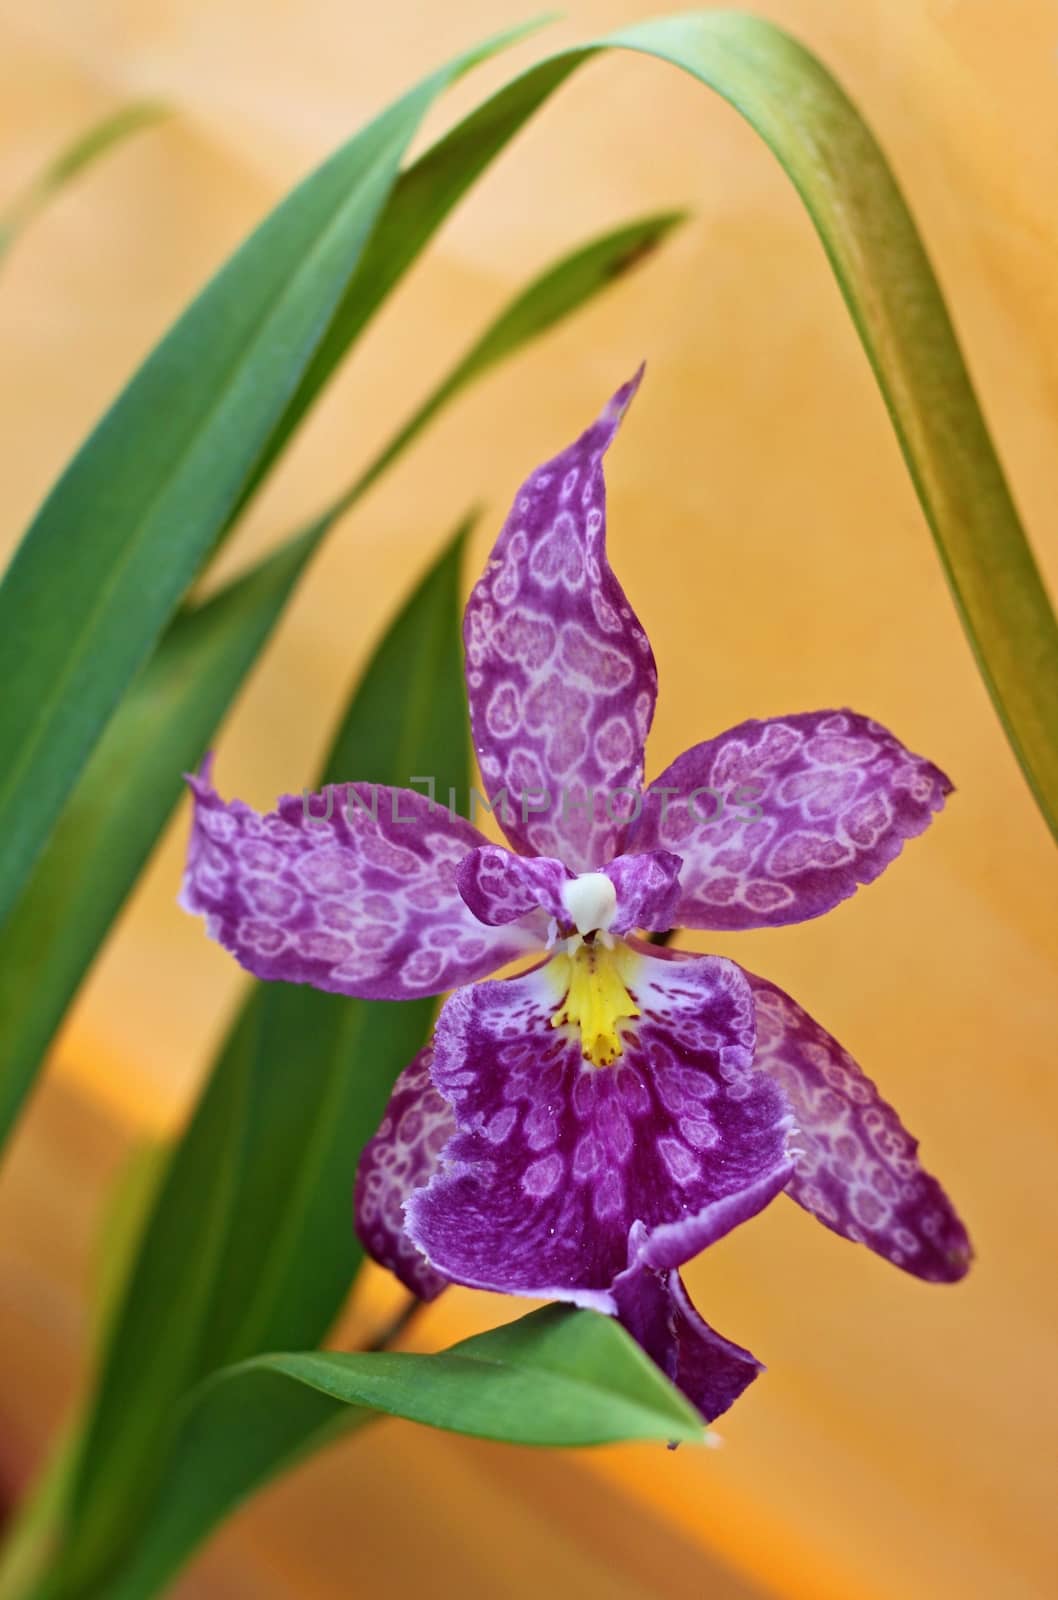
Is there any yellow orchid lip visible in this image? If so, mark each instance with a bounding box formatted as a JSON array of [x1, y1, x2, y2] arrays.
[[548, 937, 641, 1067]]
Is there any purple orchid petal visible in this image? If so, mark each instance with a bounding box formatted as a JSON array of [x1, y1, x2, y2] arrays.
[[354, 1047, 452, 1301], [463, 370, 658, 870], [456, 841, 682, 937], [613, 1251, 762, 1424], [405, 946, 795, 1308], [456, 844, 571, 927], [356, 1054, 760, 1425], [605, 849, 683, 934], [626, 710, 952, 931], [748, 971, 972, 1281], [181, 764, 545, 1001]]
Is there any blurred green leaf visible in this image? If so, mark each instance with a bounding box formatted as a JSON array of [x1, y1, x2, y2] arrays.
[[0, 1425, 81, 1600], [0, 1139, 170, 1600], [90, 1140, 171, 1353], [93, 1308, 704, 1600], [0, 102, 167, 264], [0, 25, 528, 933], [40, 520, 473, 1596], [0, 208, 683, 1157]]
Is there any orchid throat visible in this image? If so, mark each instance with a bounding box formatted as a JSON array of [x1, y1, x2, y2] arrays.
[[548, 873, 641, 1068]]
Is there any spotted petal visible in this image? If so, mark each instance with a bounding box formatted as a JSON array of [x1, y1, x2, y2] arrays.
[[456, 842, 682, 936], [748, 971, 972, 1281], [605, 850, 683, 934], [456, 844, 571, 926], [463, 371, 658, 870], [181, 763, 544, 1001], [357, 1058, 761, 1424], [354, 1047, 451, 1300], [405, 946, 795, 1307], [613, 1253, 762, 1424], [626, 710, 952, 930]]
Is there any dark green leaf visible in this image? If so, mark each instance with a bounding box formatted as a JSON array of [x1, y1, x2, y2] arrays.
[[42, 521, 473, 1596], [97, 1309, 704, 1600], [0, 532, 316, 1145], [90, 1140, 171, 1353], [196, 523, 472, 1367], [0, 26, 524, 931]]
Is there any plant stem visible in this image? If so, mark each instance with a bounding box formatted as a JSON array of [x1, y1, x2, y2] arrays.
[[364, 1295, 426, 1353]]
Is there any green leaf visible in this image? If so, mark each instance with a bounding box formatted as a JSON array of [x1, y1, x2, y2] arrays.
[[343, 207, 686, 508], [0, 26, 526, 933], [94, 1308, 704, 1600], [0, 102, 168, 264], [600, 11, 1058, 837], [196, 520, 473, 1368], [0, 1424, 81, 1600], [42, 521, 474, 1596], [0, 209, 683, 1157], [242, 7, 1058, 835], [0, 532, 317, 1146], [42, 1011, 256, 1593], [90, 1140, 171, 1353]]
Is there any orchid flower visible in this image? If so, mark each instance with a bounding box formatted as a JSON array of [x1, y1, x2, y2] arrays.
[[182, 371, 970, 1425]]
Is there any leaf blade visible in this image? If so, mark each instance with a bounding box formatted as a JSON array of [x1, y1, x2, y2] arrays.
[[606, 9, 1058, 837], [0, 102, 168, 263], [0, 29, 523, 930], [197, 522, 474, 1367], [99, 1309, 702, 1600], [41, 522, 475, 1596]]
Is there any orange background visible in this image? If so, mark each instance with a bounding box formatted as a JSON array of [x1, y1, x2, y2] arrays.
[[1, 3, 1056, 1597]]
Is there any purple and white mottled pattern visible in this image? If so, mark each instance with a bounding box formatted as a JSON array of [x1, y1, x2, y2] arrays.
[[463, 370, 657, 871], [357, 1056, 762, 1426], [354, 1048, 452, 1301], [456, 844, 571, 927], [613, 1253, 762, 1424], [626, 710, 952, 932], [605, 850, 684, 934], [748, 972, 972, 1281], [456, 842, 683, 936], [181, 764, 544, 1001], [405, 948, 795, 1307]]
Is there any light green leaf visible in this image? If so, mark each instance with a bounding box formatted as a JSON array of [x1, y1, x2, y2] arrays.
[[95, 1308, 704, 1600], [0, 102, 167, 264], [0, 24, 528, 932], [0, 208, 681, 1156]]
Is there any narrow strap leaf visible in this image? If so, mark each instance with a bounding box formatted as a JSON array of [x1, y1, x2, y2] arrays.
[[0, 24, 528, 931], [39, 519, 474, 1597], [0, 102, 167, 263]]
